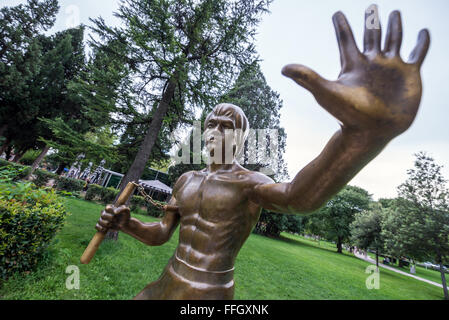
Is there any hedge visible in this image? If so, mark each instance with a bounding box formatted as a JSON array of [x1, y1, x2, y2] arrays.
[[55, 176, 84, 193], [85, 184, 165, 217], [0, 159, 84, 195], [0, 169, 68, 279], [0, 159, 31, 181], [33, 169, 59, 187]]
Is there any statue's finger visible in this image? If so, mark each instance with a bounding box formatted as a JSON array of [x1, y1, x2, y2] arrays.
[[95, 223, 106, 232], [114, 205, 130, 216], [101, 210, 115, 221], [408, 29, 430, 67], [98, 219, 110, 229], [105, 204, 115, 214], [332, 11, 361, 71], [282, 64, 332, 96], [383, 11, 402, 57], [363, 4, 382, 54]]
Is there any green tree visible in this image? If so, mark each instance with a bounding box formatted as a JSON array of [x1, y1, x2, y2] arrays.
[[165, 61, 295, 237], [219, 61, 289, 182], [219, 62, 293, 236], [311, 185, 372, 253], [90, 0, 272, 206], [20, 26, 87, 176], [382, 152, 449, 300], [350, 202, 385, 268], [0, 0, 59, 139]]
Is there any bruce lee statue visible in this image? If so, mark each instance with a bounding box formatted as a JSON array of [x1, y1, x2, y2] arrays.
[[95, 6, 430, 299]]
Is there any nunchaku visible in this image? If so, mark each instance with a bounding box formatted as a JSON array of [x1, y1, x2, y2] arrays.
[[80, 182, 137, 264], [80, 181, 179, 264]]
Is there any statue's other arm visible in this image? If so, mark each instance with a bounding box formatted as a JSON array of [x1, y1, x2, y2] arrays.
[[121, 196, 180, 246], [248, 7, 430, 214], [97, 173, 188, 246]]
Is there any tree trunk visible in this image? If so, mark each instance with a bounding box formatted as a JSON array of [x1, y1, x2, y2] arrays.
[[439, 262, 449, 300], [0, 123, 7, 137], [336, 237, 343, 253], [106, 79, 177, 241], [376, 249, 379, 269], [12, 149, 27, 163], [5, 145, 12, 161], [26, 145, 50, 180], [0, 138, 10, 156], [56, 162, 67, 175]]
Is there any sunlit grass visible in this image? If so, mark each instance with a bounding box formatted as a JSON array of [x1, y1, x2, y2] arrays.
[[0, 198, 445, 300]]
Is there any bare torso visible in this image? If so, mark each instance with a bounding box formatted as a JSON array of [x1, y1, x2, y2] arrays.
[[173, 165, 272, 272]]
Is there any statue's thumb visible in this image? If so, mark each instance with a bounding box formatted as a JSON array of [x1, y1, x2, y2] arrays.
[[282, 64, 331, 95]]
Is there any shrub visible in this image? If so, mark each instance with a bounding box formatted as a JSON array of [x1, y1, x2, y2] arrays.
[[147, 205, 165, 218], [100, 187, 120, 205], [130, 195, 147, 212], [0, 177, 68, 279], [33, 169, 59, 187], [0, 163, 30, 182], [84, 184, 166, 216], [18, 150, 41, 166], [55, 176, 84, 193], [85, 184, 103, 201], [0, 158, 10, 167]]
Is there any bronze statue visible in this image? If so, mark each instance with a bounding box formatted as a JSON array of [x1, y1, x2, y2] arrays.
[[94, 6, 430, 299]]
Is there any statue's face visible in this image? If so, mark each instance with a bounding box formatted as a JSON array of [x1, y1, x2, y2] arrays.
[[204, 114, 237, 164]]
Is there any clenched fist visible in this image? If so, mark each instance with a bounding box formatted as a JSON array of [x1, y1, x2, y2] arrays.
[[95, 204, 131, 233]]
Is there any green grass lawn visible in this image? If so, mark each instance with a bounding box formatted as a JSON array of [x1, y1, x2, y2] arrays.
[[0, 197, 446, 300], [365, 252, 447, 285]]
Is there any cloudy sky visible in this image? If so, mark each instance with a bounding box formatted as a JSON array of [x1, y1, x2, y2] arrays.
[[5, 0, 449, 199]]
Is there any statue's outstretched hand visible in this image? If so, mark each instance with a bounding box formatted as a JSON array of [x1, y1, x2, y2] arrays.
[[282, 6, 430, 141]]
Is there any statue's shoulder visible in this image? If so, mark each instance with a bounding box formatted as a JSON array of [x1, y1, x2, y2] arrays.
[[235, 167, 275, 186], [172, 170, 197, 194]]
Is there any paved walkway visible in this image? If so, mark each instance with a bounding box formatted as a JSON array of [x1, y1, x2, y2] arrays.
[[354, 252, 443, 288]]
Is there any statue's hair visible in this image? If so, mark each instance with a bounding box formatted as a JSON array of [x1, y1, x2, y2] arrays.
[[204, 103, 250, 158]]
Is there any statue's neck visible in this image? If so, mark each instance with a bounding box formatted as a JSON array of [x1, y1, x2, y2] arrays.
[[207, 161, 236, 174]]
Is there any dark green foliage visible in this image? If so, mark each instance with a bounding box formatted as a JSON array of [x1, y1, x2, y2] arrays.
[[100, 187, 120, 205], [253, 210, 305, 238], [382, 153, 449, 263], [129, 195, 146, 212], [84, 184, 104, 202], [350, 203, 385, 251], [55, 177, 84, 193], [0, 159, 31, 181], [18, 150, 41, 166], [220, 61, 289, 182], [90, 0, 272, 197], [381, 152, 449, 299], [0, 167, 67, 279], [307, 185, 372, 253], [32, 169, 58, 187], [0, 160, 83, 195], [350, 202, 385, 266], [84, 184, 165, 217], [253, 210, 286, 237]]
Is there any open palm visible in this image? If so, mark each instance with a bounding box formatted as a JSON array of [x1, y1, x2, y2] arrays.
[[283, 6, 430, 140]]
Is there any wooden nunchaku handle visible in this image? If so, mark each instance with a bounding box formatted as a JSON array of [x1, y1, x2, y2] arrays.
[[80, 182, 137, 264]]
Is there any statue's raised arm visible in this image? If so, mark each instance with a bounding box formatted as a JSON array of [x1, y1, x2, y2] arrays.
[[249, 6, 430, 214]]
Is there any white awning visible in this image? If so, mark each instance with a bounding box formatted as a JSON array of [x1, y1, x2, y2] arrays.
[[139, 179, 172, 194]]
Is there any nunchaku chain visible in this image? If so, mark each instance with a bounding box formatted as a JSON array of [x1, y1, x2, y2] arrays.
[[131, 181, 167, 211]]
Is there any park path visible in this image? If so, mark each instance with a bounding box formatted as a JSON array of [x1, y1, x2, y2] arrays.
[[354, 252, 443, 288]]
